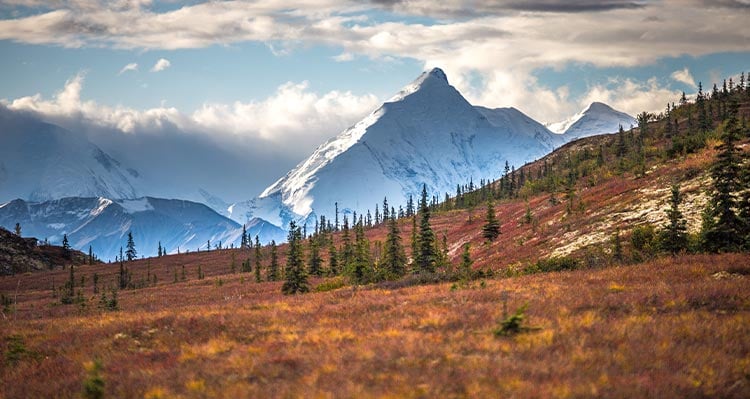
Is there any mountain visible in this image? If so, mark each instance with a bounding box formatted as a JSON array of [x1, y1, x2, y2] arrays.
[[0, 196, 282, 261], [0, 106, 142, 202], [547, 102, 636, 140], [229, 68, 563, 228]]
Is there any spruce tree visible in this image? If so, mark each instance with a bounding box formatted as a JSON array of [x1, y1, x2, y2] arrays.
[[340, 217, 354, 270], [660, 184, 689, 255], [308, 237, 323, 277], [241, 224, 248, 248], [268, 240, 279, 281], [459, 243, 473, 280], [62, 234, 70, 250], [696, 82, 710, 133], [14, 222, 21, 236], [702, 100, 745, 252], [125, 232, 137, 261], [350, 223, 371, 284], [254, 235, 262, 283], [612, 228, 623, 263], [616, 125, 627, 158], [482, 201, 501, 242], [382, 216, 407, 280], [415, 184, 436, 273], [328, 242, 339, 276], [282, 222, 309, 295]]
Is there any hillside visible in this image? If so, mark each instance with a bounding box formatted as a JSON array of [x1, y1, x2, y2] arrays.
[[0, 227, 89, 275]]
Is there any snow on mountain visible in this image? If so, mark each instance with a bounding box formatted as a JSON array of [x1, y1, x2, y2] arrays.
[[0, 196, 283, 261], [0, 106, 143, 202], [230, 68, 562, 229], [548, 102, 636, 141]]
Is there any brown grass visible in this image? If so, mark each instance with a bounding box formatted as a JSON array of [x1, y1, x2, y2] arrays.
[[2, 253, 749, 398]]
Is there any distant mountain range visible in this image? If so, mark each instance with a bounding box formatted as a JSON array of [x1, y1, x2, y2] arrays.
[[0, 68, 635, 254], [0, 197, 286, 261]]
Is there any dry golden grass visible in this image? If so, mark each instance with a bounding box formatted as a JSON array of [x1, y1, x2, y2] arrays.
[[1, 253, 749, 398]]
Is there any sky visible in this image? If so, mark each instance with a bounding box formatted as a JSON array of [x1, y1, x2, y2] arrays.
[[0, 0, 749, 202]]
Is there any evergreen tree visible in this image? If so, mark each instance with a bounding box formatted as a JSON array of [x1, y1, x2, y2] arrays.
[[14, 222, 21, 236], [268, 240, 279, 281], [349, 223, 371, 284], [482, 201, 501, 242], [125, 232, 137, 261], [63, 234, 70, 252], [382, 197, 389, 221], [459, 243, 473, 280], [612, 228, 623, 263], [382, 216, 407, 280], [406, 194, 414, 217], [282, 222, 309, 294], [254, 235, 262, 283], [241, 224, 248, 248], [328, 242, 339, 276], [659, 183, 689, 255], [157, 241, 162, 257], [702, 100, 745, 252], [696, 82, 710, 133], [308, 237, 323, 276], [410, 215, 418, 263], [415, 184, 436, 273], [340, 217, 354, 270], [335, 202, 340, 231], [616, 125, 627, 157]]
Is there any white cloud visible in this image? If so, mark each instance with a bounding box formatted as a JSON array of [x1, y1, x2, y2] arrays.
[[0, 1, 747, 121], [670, 67, 697, 88], [150, 58, 170, 72], [118, 62, 138, 75], [3, 72, 378, 151]]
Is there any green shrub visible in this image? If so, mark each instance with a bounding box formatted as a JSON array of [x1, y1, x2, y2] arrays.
[[314, 276, 347, 292], [82, 359, 105, 399], [494, 304, 538, 337], [524, 256, 580, 274]]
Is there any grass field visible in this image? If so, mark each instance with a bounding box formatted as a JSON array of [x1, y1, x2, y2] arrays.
[[2, 253, 749, 398]]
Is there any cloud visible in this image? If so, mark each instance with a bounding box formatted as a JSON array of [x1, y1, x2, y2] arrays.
[[0, 1, 747, 121], [150, 58, 170, 72], [670, 67, 697, 88], [118, 62, 138, 75], [1, 73, 380, 200]]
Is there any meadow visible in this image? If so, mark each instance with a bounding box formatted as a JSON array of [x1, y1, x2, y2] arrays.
[[1, 252, 748, 398]]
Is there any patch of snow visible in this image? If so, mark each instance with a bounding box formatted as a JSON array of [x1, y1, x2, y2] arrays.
[[116, 198, 154, 214]]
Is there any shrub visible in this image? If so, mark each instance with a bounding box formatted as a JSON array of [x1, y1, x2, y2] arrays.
[[82, 360, 105, 399], [524, 256, 580, 274], [314, 276, 347, 292], [494, 304, 538, 337]]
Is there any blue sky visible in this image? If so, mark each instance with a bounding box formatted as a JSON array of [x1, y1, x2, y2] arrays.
[[0, 0, 748, 201]]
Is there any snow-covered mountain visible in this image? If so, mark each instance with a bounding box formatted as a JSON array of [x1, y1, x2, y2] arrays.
[[229, 68, 563, 228], [0, 106, 142, 202], [0, 196, 285, 261], [547, 102, 636, 141]]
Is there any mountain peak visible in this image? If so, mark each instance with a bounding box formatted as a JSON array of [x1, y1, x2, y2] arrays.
[[585, 102, 615, 113], [387, 67, 452, 103]]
